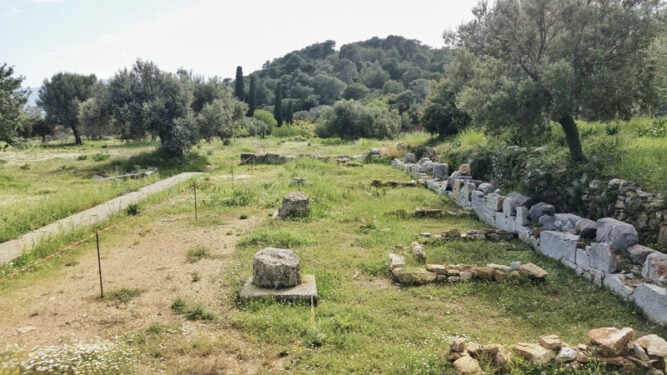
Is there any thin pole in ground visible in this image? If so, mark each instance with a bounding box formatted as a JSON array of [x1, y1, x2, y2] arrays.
[[231, 165, 235, 190], [96, 230, 104, 298], [193, 181, 198, 221]]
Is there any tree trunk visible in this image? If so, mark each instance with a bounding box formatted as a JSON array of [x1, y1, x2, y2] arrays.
[[558, 114, 585, 162], [72, 125, 82, 145]]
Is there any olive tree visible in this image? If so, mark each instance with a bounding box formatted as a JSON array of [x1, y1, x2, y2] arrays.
[[447, 0, 665, 161]]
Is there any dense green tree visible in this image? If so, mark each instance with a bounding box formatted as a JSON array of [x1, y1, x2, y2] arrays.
[[0, 63, 28, 144], [253, 109, 277, 135], [197, 95, 247, 141], [247, 74, 257, 116], [420, 80, 470, 139], [234, 66, 244, 101], [360, 64, 390, 89], [274, 83, 283, 126], [315, 100, 400, 139], [311, 74, 346, 105], [343, 83, 369, 100], [447, 0, 665, 161], [38, 72, 96, 145]]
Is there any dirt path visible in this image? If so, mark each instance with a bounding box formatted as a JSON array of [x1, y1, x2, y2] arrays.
[[0, 209, 268, 373], [0, 172, 201, 265]]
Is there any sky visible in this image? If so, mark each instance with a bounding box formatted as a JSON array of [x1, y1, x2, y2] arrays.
[[1, 0, 482, 88]]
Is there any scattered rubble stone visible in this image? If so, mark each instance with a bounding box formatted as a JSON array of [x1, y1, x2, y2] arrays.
[[587, 327, 635, 356], [252, 248, 301, 289], [538, 335, 563, 350], [453, 355, 483, 375], [276, 192, 310, 218], [414, 207, 442, 218], [514, 343, 555, 365], [410, 241, 427, 263], [392, 268, 436, 285]]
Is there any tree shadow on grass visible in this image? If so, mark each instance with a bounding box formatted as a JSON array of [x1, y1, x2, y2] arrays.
[[81, 149, 210, 178]]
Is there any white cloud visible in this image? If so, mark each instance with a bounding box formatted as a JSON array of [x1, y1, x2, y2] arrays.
[[29, 0, 65, 3], [1, 5, 21, 18]]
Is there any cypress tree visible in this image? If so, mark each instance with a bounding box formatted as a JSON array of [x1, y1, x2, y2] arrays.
[[274, 83, 283, 126], [286, 100, 293, 124], [247, 75, 257, 117], [234, 66, 244, 101]]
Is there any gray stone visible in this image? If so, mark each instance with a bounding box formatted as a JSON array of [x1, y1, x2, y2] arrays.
[[487, 193, 505, 212], [554, 214, 581, 231], [555, 347, 577, 362], [417, 157, 431, 166], [575, 248, 590, 271], [471, 190, 485, 207], [642, 252, 667, 285], [575, 219, 598, 239], [432, 163, 449, 180], [388, 253, 405, 271], [404, 152, 416, 163], [589, 242, 617, 273], [596, 217, 639, 252], [447, 172, 471, 190], [628, 245, 656, 265], [253, 248, 301, 289], [391, 158, 404, 169], [411, 241, 427, 263], [510, 261, 521, 270], [539, 215, 558, 231], [539, 231, 578, 262], [589, 268, 605, 285], [477, 182, 495, 195], [495, 211, 514, 232], [516, 206, 530, 226], [277, 192, 310, 218], [633, 283, 667, 325], [240, 274, 317, 304], [520, 263, 548, 280], [502, 197, 518, 217], [506, 192, 534, 207], [603, 274, 634, 299], [529, 202, 556, 221], [659, 226, 667, 248]]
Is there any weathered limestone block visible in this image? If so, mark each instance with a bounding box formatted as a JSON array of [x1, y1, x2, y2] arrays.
[[477, 182, 495, 195], [589, 242, 617, 273], [393, 268, 437, 285], [576, 247, 591, 272], [539, 231, 579, 262], [253, 248, 300, 289], [529, 202, 556, 221], [391, 158, 404, 169], [634, 283, 667, 325], [502, 197, 517, 218], [471, 190, 486, 208], [554, 213, 582, 231], [451, 179, 466, 200], [587, 327, 635, 356], [426, 264, 447, 275], [636, 334, 667, 357], [449, 337, 466, 352], [457, 163, 471, 175], [555, 347, 578, 362], [432, 162, 449, 180], [453, 355, 483, 375], [602, 273, 634, 299], [514, 343, 555, 365], [642, 252, 667, 285], [519, 263, 548, 280], [539, 215, 558, 231], [589, 268, 605, 286], [404, 152, 416, 163], [486, 193, 505, 212], [277, 192, 310, 218], [516, 206, 530, 226], [410, 241, 427, 263], [596, 217, 639, 252], [628, 244, 656, 265], [538, 335, 563, 350], [388, 253, 405, 271]]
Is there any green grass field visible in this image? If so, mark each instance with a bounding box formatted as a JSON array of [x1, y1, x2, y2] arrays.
[[1, 134, 665, 374]]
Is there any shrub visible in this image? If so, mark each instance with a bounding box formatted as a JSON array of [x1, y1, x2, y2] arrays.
[[252, 109, 277, 135], [272, 120, 315, 138], [315, 100, 400, 140]]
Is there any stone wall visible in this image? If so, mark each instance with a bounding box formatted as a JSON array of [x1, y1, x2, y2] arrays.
[[585, 178, 666, 246], [391, 157, 667, 326]]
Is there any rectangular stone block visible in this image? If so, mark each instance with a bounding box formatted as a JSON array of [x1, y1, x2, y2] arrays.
[[562, 259, 577, 270], [589, 268, 605, 286], [539, 231, 578, 261], [603, 274, 634, 300], [575, 248, 590, 271], [471, 190, 486, 207], [633, 283, 667, 325], [589, 242, 618, 273], [495, 212, 515, 232], [516, 206, 530, 226], [486, 193, 505, 212], [503, 197, 517, 218], [516, 226, 539, 250]]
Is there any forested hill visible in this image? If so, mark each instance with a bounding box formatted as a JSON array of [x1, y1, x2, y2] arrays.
[[239, 35, 452, 126]]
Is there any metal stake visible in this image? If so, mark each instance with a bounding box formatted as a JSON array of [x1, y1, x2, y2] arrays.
[[193, 182, 198, 220], [96, 230, 104, 298]]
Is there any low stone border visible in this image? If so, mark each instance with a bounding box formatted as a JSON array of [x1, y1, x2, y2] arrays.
[[447, 327, 666, 374], [388, 253, 547, 286], [391, 156, 667, 326]]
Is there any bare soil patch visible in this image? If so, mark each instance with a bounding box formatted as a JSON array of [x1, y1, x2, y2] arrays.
[[0, 210, 274, 373]]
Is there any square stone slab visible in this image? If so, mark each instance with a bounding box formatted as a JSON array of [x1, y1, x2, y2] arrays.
[[240, 274, 318, 305]]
